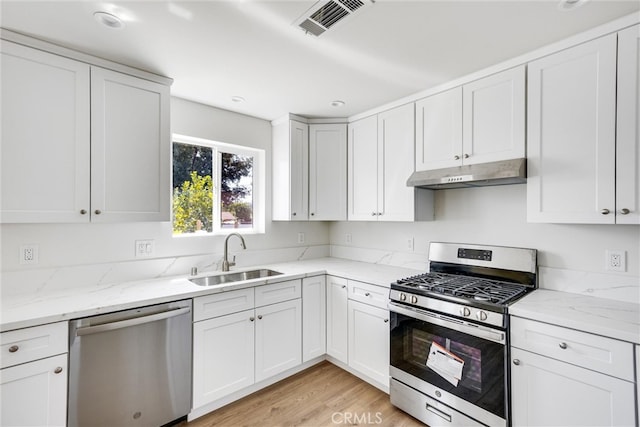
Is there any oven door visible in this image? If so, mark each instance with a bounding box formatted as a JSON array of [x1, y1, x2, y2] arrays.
[[389, 301, 507, 421]]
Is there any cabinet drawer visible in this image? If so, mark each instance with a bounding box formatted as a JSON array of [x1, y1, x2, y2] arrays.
[[1, 322, 68, 369], [510, 317, 634, 381], [193, 288, 254, 322], [347, 280, 389, 309], [255, 279, 301, 307]]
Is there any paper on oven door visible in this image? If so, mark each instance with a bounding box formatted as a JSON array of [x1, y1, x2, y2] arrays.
[[426, 342, 465, 387]]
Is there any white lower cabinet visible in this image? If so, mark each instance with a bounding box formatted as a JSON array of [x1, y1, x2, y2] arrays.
[[348, 300, 389, 387], [192, 280, 302, 412], [326, 276, 349, 364], [0, 322, 68, 427], [302, 276, 326, 362], [510, 317, 636, 427]]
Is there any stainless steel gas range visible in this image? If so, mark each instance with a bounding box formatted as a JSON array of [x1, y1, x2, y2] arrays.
[[388, 242, 537, 427]]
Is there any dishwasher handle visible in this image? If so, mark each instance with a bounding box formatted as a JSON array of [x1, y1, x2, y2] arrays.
[[75, 307, 191, 337]]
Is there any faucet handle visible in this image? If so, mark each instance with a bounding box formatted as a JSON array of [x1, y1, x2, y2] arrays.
[[229, 255, 236, 267]]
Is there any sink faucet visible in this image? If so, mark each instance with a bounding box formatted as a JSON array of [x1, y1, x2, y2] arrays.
[[222, 233, 247, 271]]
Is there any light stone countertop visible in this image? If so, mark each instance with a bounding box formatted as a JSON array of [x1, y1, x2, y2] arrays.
[[0, 257, 422, 332], [509, 289, 640, 344]]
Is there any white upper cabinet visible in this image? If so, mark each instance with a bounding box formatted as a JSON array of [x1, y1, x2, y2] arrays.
[[415, 87, 462, 171], [415, 66, 525, 172], [462, 66, 526, 165], [309, 124, 347, 220], [616, 24, 640, 224], [349, 104, 433, 222], [527, 34, 618, 223], [90, 67, 170, 222], [0, 40, 171, 223], [1, 41, 90, 223]]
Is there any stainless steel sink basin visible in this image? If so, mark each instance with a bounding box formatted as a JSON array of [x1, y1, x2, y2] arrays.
[[189, 269, 283, 287]]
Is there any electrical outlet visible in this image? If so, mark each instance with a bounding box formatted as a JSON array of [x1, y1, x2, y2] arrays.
[[135, 240, 155, 257], [605, 250, 626, 272], [20, 245, 39, 265], [346, 233, 352, 244], [297, 232, 305, 244], [407, 237, 414, 251]]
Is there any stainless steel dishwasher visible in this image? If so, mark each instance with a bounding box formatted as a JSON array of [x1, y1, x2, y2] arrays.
[[68, 299, 192, 427]]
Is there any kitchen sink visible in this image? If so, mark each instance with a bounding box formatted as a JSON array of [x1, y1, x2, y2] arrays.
[[189, 269, 283, 287]]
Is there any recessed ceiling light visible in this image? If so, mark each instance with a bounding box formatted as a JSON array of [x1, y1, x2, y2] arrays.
[[331, 100, 345, 107], [558, 0, 589, 11], [231, 96, 245, 103], [94, 11, 125, 29]]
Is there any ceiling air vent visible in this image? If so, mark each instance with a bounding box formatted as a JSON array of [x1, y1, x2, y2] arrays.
[[295, 0, 370, 37]]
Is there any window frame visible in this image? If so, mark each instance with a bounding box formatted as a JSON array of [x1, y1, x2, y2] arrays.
[[171, 133, 265, 237]]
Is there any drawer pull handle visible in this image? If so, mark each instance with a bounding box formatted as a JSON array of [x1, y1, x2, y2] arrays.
[[365, 292, 371, 297], [513, 359, 520, 366], [54, 367, 63, 374], [8, 345, 19, 353], [559, 342, 568, 349]]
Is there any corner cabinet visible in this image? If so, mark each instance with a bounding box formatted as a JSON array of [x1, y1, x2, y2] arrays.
[[415, 66, 525, 171], [348, 104, 434, 222], [526, 32, 636, 224], [272, 118, 348, 221], [302, 275, 326, 362], [0, 39, 171, 223]]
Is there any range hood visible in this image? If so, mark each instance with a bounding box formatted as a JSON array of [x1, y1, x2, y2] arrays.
[[406, 158, 526, 189]]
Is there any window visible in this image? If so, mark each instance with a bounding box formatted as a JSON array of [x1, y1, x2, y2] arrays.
[[172, 134, 264, 235]]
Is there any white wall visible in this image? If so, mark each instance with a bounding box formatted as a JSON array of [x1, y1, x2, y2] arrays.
[[329, 184, 640, 277], [0, 97, 329, 272]]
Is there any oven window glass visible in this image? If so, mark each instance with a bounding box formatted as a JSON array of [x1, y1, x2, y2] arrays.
[[391, 311, 505, 418]]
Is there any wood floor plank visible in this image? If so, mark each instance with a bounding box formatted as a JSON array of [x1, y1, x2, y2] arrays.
[[184, 361, 425, 427]]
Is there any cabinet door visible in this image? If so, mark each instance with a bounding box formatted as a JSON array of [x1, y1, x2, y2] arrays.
[[255, 299, 301, 382], [309, 124, 347, 220], [527, 35, 617, 223], [192, 310, 255, 408], [511, 348, 636, 427], [462, 66, 525, 165], [302, 276, 326, 362], [616, 24, 640, 224], [289, 121, 309, 220], [348, 115, 379, 221], [0, 354, 67, 427], [90, 67, 170, 222], [378, 103, 416, 222], [348, 300, 389, 388], [326, 276, 349, 364], [0, 41, 90, 223], [415, 87, 463, 171]]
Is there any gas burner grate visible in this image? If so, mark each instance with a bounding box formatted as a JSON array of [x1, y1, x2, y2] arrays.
[[395, 272, 527, 305]]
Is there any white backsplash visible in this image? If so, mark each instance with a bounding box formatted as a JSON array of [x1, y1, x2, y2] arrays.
[[1, 245, 329, 297]]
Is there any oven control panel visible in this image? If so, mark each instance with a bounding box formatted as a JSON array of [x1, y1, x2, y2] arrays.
[[458, 248, 492, 261]]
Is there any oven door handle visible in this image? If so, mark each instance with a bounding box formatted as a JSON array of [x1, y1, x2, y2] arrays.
[[388, 302, 506, 344]]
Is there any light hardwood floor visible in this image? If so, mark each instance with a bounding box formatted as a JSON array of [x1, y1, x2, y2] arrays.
[[183, 361, 425, 427]]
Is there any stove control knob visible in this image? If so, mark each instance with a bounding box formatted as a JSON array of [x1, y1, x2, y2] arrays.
[[476, 311, 488, 321], [410, 295, 418, 304], [400, 293, 407, 301], [460, 307, 471, 317]]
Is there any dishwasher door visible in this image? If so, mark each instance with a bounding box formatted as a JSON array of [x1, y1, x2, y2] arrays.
[[68, 299, 192, 427]]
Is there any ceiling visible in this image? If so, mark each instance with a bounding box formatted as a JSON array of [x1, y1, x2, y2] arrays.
[[1, 1, 638, 121]]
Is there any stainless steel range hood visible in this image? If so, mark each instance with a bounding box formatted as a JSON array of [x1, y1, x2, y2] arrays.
[[406, 158, 526, 189]]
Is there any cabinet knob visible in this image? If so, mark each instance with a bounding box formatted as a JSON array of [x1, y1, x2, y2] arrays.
[[620, 208, 630, 215], [292, 212, 297, 216], [249, 316, 255, 322], [372, 212, 377, 216], [513, 359, 521, 366], [8, 345, 19, 353], [54, 367, 63, 374], [464, 153, 470, 159], [383, 319, 389, 323], [377, 212, 383, 216], [257, 315, 263, 320], [80, 209, 87, 215], [454, 155, 460, 160], [365, 292, 371, 297], [600, 209, 610, 215], [559, 342, 568, 349], [94, 209, 102, 215], [341, 285, 347, 289], [310, 213, 315, 216]]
